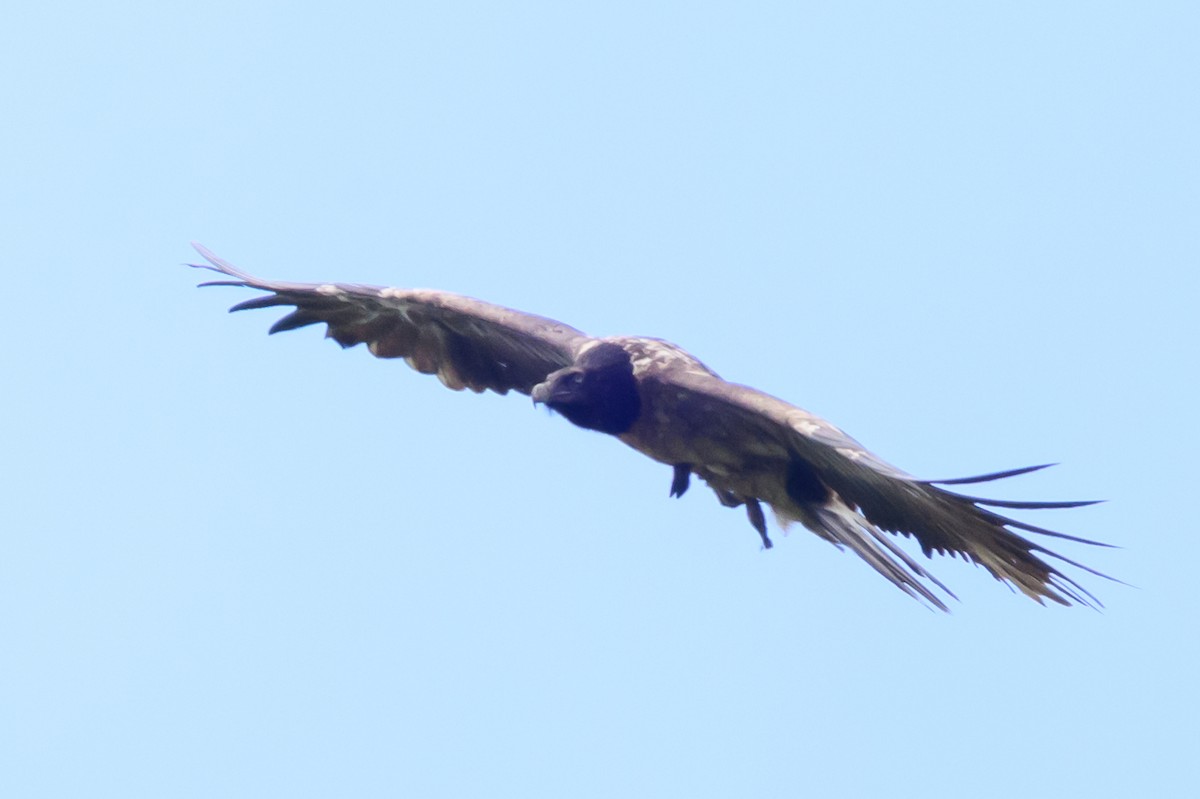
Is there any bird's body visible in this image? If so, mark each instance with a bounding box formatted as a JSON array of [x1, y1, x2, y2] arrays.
[[188, 243, 1111, 610]]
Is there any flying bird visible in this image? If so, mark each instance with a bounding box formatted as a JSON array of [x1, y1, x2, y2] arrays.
[[188, 243, 1111, 610]]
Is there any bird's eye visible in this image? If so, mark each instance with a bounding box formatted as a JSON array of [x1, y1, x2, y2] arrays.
[[565, 372, 585, 386]]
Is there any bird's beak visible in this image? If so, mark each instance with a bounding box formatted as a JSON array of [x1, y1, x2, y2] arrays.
[[531, 380, 551, 405]]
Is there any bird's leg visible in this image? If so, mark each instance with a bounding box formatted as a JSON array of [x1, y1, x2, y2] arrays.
[[713, 489, 773, 549], [670, 463, 692, 498], [745, 498, 772, 549]]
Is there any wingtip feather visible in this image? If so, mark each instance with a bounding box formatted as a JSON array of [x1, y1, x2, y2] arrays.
[[930, 463, 1057, 485], [187, 242, 255, 281]]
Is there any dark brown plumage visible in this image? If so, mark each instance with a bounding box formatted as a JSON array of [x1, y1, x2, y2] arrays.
[[188, 243, 1112, 610]]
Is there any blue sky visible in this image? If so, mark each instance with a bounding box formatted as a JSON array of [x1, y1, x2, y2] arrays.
[[2, 2, 1197, 796]]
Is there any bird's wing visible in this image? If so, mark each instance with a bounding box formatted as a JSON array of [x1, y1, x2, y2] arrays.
[[188, 243, 590, 395], [647, 369, 1110, 609]]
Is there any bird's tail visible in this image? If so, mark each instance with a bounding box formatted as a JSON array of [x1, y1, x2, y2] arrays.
[[786, 499, 957, 611]]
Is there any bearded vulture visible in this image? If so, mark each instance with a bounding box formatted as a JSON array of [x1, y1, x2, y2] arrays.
[[188, 243, 1111, 610]]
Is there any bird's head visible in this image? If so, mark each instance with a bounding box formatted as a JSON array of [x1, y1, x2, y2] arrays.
[[531, 342, 640, 435]]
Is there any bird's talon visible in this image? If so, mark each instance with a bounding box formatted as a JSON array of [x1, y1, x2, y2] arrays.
[[670, 463, 691, 498]]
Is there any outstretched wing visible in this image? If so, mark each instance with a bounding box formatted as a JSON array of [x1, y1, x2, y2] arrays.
[[189, 243, 591, 395], [642, 369, 1110, 610]]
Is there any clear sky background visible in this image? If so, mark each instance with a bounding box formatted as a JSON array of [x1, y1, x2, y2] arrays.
[[2, 2, 1197, 797]]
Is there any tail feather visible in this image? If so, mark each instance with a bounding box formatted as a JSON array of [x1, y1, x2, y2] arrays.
[[795, 501, 956, 611]]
